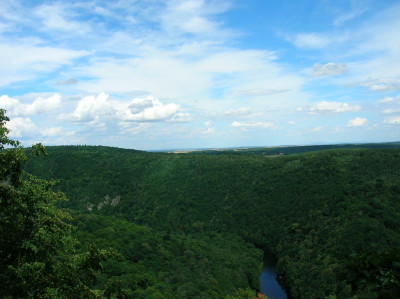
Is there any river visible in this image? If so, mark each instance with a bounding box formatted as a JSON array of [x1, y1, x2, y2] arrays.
[[259, 253, 288, 299]]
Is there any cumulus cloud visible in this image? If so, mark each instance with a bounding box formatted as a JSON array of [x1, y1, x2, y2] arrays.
[[312, 63, 347, 77], [378, 96, 395, 104], [347, 117, 367, 127], [59, 93, 112, 126], [7, 117, 37, 138], [0, 93, 61, 116], [0, 95, 19, 112], [308, 101, 361, 114], [356, 78, 400, 92], [370, 84, 399, 92], [289, 33, 333, 49], [41, 127, 63, 137], [286, 32, 348, 49], [169, 113, 193, 122], [58, 94, 187, 128], [18, 94, 61, 116], [384, 116, 400, 124], [161, 0, 230, 36], [203, 127, 215, 134], [312, 126, 324, 132], [119, 122, 152, 135], [288, 121, 296, 125], [234, 88, 288, 96], [41, 127, 75, 138], [202, 121, 215, 134], [56, 78, 78, 85], [224, 107, 252, 116], [231, 121, 274, 131], [382, 108, 400, 114], [116, 96, 181, 122]]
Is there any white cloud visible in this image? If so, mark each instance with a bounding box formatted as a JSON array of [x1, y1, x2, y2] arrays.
[[59, 94, 187, 128], [120, 122, 152, 135], [378, 96, 395, 104], [349, 78, 400, 93], [41, 127, 63, 137], [34, 2, 89, 34], [57, 78, 78, 85], [41, 127, 75, 138], [0, 43, 88, 87], [204, 127, 215, 134], [288, 121, 296, 125], [169, 113, 193, 122], [161, 0, 230, 36], [384, 116, 400, 125], [116, 96, 181, 122], [224, 107, 252, 116], [203, 121, 215, 134], [233, 88, 288, 96], [308, 101, 361, 114], [312, 63, 347, 77], [369, 82, 400, 92], [289, 33, 332, 49], [17, 94, 61, 116], [72, 46, 305, 110], [196, 50, 276, 73], [231, 121, 274, 131], [382, 108, 400, 114], [333, 6, 368, 26], [74, 55, 210, 99], [0, 93, 61, 117], [287, 32, 348, 49], [7, 117, 37, 138], [59, 93, 112, 125], [0, 95, 19, 112], [312, 126, 324, 132], [347, 117, 367, 127], [182, 16, 215, 34]]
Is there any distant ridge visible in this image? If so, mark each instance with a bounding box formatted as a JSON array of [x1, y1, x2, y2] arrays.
[[37, 141, 400, 154], [158, 141, 400, 155]]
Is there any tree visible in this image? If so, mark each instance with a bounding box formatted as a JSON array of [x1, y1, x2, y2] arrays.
[[224, 288, 269, 299], [0, 109, 113, 298]]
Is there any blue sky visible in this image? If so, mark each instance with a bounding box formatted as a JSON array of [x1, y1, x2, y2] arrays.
[[1, 0, 400, 150]]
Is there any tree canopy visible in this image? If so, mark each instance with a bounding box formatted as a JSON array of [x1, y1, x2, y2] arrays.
[[0, 109, 114, 298]]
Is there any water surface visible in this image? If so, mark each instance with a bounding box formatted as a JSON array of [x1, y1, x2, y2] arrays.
[[259, 253, 287, 299]]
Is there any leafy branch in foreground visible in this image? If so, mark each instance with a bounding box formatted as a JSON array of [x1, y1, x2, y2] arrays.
[[0, 109, 115, 298]]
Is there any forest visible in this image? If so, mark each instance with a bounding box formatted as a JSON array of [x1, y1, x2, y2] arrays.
[[2, 109, 400, 298]]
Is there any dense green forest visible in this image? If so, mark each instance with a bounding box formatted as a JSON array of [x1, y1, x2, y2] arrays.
[[20, 143, 400, 298]]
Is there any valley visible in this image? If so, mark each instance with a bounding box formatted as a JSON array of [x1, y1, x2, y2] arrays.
[[21, 144, 400, 298]]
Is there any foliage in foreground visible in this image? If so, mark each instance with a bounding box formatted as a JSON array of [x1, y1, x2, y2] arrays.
[[0, 109, 116, 298]]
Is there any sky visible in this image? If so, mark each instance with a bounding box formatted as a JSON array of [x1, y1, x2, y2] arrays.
[[1, 0, 400, 151]]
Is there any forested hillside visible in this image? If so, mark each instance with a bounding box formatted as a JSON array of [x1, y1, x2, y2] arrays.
[[24, 145, 400, 298]]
